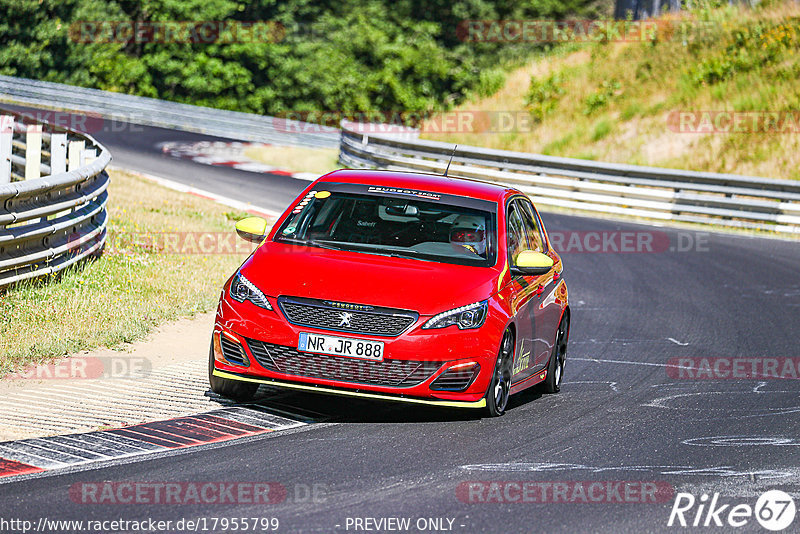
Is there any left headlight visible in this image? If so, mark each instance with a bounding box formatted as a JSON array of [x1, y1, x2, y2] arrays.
[[229, 272, 273, 310], [422, 300, 488, 330]]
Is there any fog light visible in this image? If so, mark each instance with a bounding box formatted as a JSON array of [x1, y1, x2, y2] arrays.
[[430, 362, 480, 391]]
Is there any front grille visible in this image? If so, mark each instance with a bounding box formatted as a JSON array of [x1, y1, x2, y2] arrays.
[[247, 339, 442, 388], [430, 364, 481, 391], [220, 336, 247, 366], [277, 297, 418, 337]]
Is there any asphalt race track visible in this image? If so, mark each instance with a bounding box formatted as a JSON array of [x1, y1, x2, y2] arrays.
[[1, 108, 800, 533]]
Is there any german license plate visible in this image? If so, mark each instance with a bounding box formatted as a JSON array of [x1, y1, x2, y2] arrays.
[[298, 332, 384, 361]]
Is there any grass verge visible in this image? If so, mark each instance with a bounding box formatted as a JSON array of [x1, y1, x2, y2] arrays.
[[0, 169, 256, 375], [243, 145, 341, 175]]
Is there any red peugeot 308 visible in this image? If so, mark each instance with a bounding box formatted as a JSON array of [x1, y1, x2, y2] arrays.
[[209, 169, 569, 416]]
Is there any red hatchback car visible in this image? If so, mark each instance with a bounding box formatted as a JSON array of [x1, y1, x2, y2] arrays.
[[209, 169, 569, 416]]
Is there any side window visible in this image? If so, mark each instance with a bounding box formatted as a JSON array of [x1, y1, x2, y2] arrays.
[[517, 199, 545, 253], [532, 205, 549, 253], [506, 202, 529, 263]]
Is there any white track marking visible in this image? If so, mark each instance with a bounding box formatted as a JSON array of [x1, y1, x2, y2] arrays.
[[574, 357, 800, 381], [682, 436, 800, 447], [110, 166, 282, 218], [667, 337, 689, 346], [459, 462, 798, 479], [649, 382, 704, 389], [571, 357, 681, 368], [564, 380, 620, 392], [645, 390, 800, 418]]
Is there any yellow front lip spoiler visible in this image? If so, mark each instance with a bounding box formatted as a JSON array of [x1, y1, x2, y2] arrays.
[[212, 369, 487, 409]]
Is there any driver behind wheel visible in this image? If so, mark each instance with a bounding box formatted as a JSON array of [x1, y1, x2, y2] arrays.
[[449, 215, 486, 256]]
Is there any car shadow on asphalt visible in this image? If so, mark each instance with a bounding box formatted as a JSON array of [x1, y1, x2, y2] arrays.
[[227, 385, 547, 424]]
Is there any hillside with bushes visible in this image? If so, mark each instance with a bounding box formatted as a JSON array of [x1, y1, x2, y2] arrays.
[[422, 0, 800, 180], [0, 0, 608, 116]]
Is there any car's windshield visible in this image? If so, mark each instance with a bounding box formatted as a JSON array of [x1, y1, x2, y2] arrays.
[[275, 186, 497, 267]]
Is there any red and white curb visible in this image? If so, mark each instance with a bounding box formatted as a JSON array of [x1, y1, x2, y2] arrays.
[[0, 406, 309, 480], [159, 141, 319, 181]]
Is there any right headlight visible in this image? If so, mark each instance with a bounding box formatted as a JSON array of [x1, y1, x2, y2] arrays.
[[422, 300, 488, 330], [229, 272, 272, 310]]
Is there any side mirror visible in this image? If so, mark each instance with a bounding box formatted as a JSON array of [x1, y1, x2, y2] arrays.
[[512, 250, 554, 276], [235, 217, 268, 243]]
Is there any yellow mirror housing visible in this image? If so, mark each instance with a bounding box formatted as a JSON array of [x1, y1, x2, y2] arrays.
[[235, 217, 268, 243], [514, 250, 554, 275]]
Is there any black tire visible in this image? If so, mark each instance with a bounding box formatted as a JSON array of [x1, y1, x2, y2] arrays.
[[485, 329, 514, 417], [208, 341, 259, 401], [539, 314, 569, 394]]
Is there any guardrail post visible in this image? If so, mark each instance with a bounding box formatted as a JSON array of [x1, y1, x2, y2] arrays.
[[50, 132, 67, 175], [0, 115, 11, 184], [68, 140, 85, 172], [24, 124, 42, 180]]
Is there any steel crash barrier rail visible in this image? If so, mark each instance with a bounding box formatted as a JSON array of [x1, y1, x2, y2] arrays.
[[0, 75, 339, 149], [0, 109, 110, 288], [339, 122, 800, 234]]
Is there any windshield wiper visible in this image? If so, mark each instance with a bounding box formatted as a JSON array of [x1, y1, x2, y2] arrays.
[[306, 239, 347, 250], [280, 238, 345, 251], [281, 238, 424, 259], [331, 242, 424, 258]]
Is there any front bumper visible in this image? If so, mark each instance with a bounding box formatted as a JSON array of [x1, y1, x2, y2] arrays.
[[213, 289, 508, 404]]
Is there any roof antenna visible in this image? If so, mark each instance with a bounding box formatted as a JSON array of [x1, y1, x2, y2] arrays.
[[443, 145, 457, 177]]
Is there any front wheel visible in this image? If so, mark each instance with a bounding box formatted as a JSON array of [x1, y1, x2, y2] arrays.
[[208, 341, 259, 401], [485, 329, 514, 417], [539, 314, 569, 394]]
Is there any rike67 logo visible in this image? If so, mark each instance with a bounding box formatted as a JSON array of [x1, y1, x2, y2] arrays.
[[668, 490, 796, 531]]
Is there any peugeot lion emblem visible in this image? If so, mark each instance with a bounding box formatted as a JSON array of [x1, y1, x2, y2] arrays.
[[338, 312, 353, 327]]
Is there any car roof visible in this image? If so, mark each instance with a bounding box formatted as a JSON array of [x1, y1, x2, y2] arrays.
[[316, 169, 519, 204]]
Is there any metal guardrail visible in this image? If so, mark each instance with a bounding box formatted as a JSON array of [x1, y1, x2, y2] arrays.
[[0, 75, 340, 149], [0, 108, 110, 288], [339, 122, 800, 234]]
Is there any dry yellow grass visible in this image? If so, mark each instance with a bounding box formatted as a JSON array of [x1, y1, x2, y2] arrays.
[[243, 145, 340, 175]]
